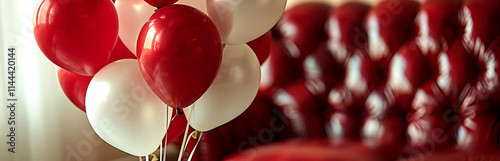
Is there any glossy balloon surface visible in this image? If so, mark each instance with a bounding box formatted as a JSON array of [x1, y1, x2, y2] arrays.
[[57, 68, 93, 112], [34, 0, 119, 76], [207, 0, 287, 44], [86, 59, 167, 156], [137, 5, 222, 108], [186, 44, 261, 131], [144, 0, 178, 7]]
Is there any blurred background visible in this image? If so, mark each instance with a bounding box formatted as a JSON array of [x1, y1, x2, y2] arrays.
[[0, 0, 427, 161]]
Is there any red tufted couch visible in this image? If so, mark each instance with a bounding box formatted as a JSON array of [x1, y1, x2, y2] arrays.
[[174, 0, 500, 160]]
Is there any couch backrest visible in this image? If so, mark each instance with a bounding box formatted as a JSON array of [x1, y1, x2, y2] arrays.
[[182, 0, 500, 160]]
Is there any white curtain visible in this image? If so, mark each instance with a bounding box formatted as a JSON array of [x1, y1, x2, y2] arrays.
[[0, 0, 129, 161]]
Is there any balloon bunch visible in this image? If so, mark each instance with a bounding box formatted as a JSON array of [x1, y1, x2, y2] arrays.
[[33, 0, 286, 159]]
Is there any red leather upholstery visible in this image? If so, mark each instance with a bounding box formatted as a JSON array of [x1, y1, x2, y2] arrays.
[[226, 139, 500, 161], [178, 94, 295, 161], [178, 0, 500, 160], [225, 139, 398, 161]]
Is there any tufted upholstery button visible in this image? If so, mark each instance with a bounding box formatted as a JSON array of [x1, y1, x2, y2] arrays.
[[366, 0, 420, 68], [388, 41, 433, 110], [345, 50, 383, 98], [274, 3, 331, 63], [411, 81, 451, 116], [415, 0, 462, 60], [326, 2, 370, 64], [456, 114, 500, 153], [273, 80, 327, 138], [407, 115, 455, 152], [303, 43, 343, 100], [326, 112, 361, 142], [260, 41, 302, 97], [361, 116, 406, 157], [461, 0, 500, 56]]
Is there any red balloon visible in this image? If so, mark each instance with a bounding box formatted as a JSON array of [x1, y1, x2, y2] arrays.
[[57, 38, 135, 113], [247, 31, 272, 65], [109, 37, 137, 63], [57, 68, 93, 112], [137, 5, 222, 108], [144, 0, 178, 8], [34, 0, 118, 76]]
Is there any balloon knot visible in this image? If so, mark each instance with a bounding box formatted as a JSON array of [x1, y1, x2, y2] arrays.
[[176, 108, 183, 116], [150, 154, 158, 161], [191, 131, 199, 140]]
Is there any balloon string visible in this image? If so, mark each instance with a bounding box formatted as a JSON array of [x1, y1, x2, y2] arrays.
[[177, 121, 190, 161], [171, 108, 183, 122], [161, 107, 166, 161], [187, 132, 203, 161], [182, 130, 197, 154], [177, 104, 194, 161], [179, 130, 200, 161], [165, 105, 173, 161], [162, 139, 167, 161]]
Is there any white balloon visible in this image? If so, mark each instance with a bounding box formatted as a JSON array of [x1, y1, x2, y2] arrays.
[[186, 44, 261, 131], [86, 59, 167, 156], [207, 0, 287, 45], [176, 0, 207, 13], [115, 0, 155, 56]]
